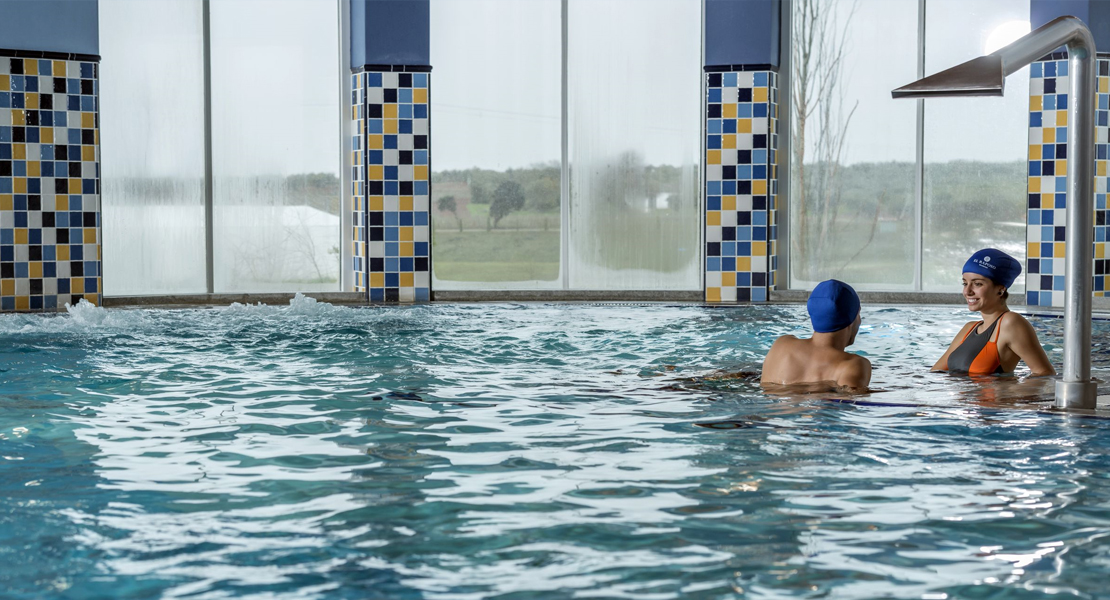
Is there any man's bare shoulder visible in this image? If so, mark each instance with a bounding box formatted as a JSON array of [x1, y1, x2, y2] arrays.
[[768, 334, 804, 349], [836, 353, 872, 389], [762, 335, 805, 383]]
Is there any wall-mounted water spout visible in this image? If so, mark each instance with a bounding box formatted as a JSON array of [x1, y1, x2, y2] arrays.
[[893, 16, 1098, 410]]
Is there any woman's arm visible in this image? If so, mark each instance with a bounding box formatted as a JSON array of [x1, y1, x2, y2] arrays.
[[1001, 314, 1056, 376], [931, 322, 976, 372]]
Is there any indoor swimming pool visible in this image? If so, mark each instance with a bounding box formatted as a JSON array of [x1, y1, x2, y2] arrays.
[[2, 298, 1110, 598]]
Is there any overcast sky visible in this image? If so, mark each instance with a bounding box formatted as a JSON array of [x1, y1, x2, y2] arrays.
[[430, 0, 701, 173], [829, 0, 1031, 165], [100, 0, 340, 179], [431, 0, 1033, 172], [99, 0, 1033, 178]]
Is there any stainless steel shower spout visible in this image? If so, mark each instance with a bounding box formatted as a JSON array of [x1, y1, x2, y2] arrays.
[[893, 16, 1098, 409]]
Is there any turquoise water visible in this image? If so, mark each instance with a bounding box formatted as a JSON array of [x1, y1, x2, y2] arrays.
[[2, 297, 1110, 599]]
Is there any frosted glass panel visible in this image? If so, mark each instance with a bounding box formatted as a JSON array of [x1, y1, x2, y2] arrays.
[[210, 0, 341, 292], [430, 0, 561, 289], [789, 0, 917, 289], [99, 0, 206, 295], [567, 0, 700, 290], [923, 0, 1029, 291]]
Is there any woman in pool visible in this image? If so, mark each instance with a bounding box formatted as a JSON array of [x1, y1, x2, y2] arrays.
[[932, 248, 1056, 376]]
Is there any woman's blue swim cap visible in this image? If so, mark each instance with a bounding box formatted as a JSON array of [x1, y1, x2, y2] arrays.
[[807, 279, 861, 333], [963, 248, 1021, 289]]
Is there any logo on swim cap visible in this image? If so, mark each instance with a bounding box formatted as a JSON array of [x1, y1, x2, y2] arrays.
[[974, 258, 995, 270]]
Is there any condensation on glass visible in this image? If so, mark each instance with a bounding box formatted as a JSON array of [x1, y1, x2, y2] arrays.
[[430, 0, 699, 291], [922, 0, 1031, 292], [210, 0, 341, 293], [789, 0, 917, 290], [567, 0, 701, 290], [99, 0, 206, 295], [429, 0, 561, 290]]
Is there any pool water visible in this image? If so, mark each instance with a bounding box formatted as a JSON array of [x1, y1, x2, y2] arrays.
[[2, 298, 1110, 598]]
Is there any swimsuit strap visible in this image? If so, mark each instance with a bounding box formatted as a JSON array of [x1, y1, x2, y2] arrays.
[[990, 311, 1008, 343], [960, 311, 1008, 343], [960, 321, 984, 343]]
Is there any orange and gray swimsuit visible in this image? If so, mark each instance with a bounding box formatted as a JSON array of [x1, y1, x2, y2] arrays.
[[947, 313, 1009, 375]]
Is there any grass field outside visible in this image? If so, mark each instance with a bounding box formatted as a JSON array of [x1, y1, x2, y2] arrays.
[[433, 203, 562, 233], [432, 230, 560, 282]]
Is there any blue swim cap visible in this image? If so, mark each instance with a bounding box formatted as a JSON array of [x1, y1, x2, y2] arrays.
[[963, 248, 1021, 288], [807, 279, 861, 333]]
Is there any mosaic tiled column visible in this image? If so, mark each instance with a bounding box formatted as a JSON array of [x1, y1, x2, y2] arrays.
[[351, 71, 367, 292], [704, 69, 779, 303], [1026, 53, 1110, 306], [0, 55, 100, 312], [350, 68, 430, 303]]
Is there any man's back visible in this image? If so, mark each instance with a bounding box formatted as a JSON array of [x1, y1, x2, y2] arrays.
[[760, 335, 871, 390], [758, 279, 871, 391]]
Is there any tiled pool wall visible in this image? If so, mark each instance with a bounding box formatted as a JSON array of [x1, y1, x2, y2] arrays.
[[0, 53, 101, 312], [350, 67, 431, 303], [1027, 53, 1110, 307], [7, 50, 1110, 310], [351, 72, 366, 293], [704, 68, 779, 303]]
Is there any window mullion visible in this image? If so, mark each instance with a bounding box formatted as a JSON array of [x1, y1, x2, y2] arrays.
[[560, 0, 570, 291], [914, 0, 926, 291], [202, 0, 214, 294]]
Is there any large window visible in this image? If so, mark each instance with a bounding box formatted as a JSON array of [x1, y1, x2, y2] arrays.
[[789, 0, 918, 289], [923, 0, 1030, 291], [567, 0, 701, 290], [430, 0, 701, 291], [100, 0, 343, 296], [789, 0, 1031, 292], [211, 0, 341, 292], [429, 0, 561, 288], [100, 0, 206, 295]]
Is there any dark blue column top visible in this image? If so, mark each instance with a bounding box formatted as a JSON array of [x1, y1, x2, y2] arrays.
[[1031, 0, 1110, 50], [0, 0, 99, 58], [351, 0, 430, 69], [705, 0, 780, 69]]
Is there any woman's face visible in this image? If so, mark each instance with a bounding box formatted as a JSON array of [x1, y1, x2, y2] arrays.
[[961, 272, 1004, 312]]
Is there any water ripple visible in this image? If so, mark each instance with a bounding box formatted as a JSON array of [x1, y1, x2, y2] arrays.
[[1, 299, 1109, 598]]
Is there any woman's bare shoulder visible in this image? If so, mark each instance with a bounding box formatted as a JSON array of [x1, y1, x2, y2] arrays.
[[1000, 311, 1042, 339]]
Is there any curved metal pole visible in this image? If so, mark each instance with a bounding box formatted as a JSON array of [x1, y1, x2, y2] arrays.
[[1057, 23, 1099, 409], [893, 16, 1097, 409]]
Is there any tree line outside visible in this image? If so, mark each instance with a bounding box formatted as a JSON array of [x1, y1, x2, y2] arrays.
[[789, 0, 1027, 290], [103, 172, 343, 291], [790, 159, 1026, 287], [104, 156, 1027, 290], [429, 156, 1025, 287], [431, 155, 698, 283]]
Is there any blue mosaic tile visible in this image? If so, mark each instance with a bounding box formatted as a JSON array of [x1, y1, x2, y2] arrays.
[[355, 70, 431, 303], [704, 69, 778, 303], [1027, 57, 1110, 306], [0, 56, 101, 312]]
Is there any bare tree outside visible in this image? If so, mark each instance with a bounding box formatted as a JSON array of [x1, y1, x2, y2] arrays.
[[791, 0, 861, 281], [437, 195, 464, 232]]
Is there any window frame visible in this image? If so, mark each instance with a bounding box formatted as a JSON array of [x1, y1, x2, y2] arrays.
[[778, 0, 1031, 295]]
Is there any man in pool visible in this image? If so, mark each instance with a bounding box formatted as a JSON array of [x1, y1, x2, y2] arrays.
[[760, 279, 871, 391]]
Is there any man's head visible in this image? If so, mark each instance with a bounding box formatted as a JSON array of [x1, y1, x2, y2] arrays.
[[807, 279, 861, 341]]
